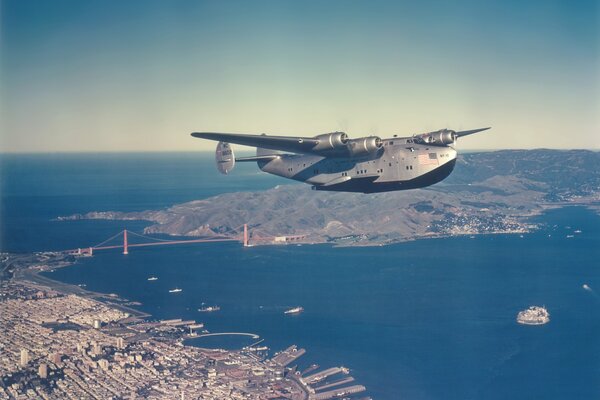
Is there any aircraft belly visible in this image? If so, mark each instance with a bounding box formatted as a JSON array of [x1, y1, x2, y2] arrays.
[[314, 159, 456, 193]]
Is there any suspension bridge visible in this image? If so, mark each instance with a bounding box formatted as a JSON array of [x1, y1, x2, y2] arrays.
[[67, 224, 307, 256], [68, 224, 250, 256]]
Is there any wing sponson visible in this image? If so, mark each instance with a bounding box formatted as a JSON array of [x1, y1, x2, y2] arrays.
[[191, 132, 319, 154]]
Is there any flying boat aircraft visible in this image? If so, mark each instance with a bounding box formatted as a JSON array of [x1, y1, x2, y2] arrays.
[[191, 127, 490, 193]]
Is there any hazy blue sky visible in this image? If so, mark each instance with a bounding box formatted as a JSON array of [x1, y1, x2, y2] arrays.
[[1, 0, 598, 152]]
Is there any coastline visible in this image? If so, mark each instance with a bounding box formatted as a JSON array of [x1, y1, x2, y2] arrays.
[[1, 251, 365, 399]]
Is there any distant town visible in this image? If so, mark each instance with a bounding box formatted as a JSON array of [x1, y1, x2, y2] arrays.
[[0, 253, 369, 400]]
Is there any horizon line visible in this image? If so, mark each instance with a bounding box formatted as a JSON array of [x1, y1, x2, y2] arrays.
[[1, 147, 599, 156]]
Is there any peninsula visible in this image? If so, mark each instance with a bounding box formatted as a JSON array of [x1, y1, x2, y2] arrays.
[[60, 150, 600, 246]]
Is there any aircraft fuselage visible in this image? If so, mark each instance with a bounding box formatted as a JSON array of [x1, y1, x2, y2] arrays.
[[258, 137, 457, 193]]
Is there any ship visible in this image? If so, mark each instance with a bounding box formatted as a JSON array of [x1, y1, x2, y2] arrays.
[[284, 306, 304, 315], [147, 276, 158, 281], [198, 306, 220, 312], [168, 288, 183, 293], [517, 306, 550, 325]]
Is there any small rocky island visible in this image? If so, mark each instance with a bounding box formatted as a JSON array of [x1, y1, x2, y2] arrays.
[[517, 306, 550, 325], [60, 149, 600, 246]]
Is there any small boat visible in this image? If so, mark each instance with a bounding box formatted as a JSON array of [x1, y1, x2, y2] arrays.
[[169, 288, 182, 293], [147, 276, 158, 281], [198, 306, 220, 312], [284, 306, 304, 315]]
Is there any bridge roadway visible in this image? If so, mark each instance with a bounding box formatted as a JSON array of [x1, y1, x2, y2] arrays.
[[93, 237, 238, 251]]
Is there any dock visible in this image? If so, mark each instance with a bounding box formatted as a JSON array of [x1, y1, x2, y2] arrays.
[[303, 367, 344, 385], [272, 345, 306, 367], [309, 384, 366, 400], [314, 376, 355, 391], [160, 319, 197, 327]]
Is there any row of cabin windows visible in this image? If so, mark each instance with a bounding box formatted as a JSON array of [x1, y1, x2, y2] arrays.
[[406, 165, 413, 170], [354, 168, 385, 175]]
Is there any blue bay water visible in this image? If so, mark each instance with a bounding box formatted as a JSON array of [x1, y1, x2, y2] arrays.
[[1, 153, 599, 399]]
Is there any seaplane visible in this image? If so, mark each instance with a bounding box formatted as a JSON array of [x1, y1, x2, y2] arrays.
[[191, 127, 490, 193]]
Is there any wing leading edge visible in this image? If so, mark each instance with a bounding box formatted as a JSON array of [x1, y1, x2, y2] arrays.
[[191, 132, 320, 154]]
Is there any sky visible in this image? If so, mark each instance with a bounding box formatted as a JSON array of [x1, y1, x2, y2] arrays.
[[1, 0, 598, 152]]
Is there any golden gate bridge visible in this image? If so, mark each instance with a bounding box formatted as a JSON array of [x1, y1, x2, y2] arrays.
[[67, 224, 307, 256], [68, 224, 250, 256]]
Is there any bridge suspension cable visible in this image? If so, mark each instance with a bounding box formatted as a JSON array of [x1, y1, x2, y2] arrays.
[[126, 230, 176, 243], [91, 230, 125, 249]]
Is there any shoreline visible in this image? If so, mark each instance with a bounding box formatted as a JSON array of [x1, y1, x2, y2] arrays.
[[1, 252, 366, 399], [12, 255, 151, 320], [54, 200, 600, 249]]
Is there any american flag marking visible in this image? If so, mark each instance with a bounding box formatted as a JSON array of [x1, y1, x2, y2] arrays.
[[418, 153, 438, 166]]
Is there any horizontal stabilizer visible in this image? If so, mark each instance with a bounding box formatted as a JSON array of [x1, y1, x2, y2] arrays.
[[236, 155, 280, 162]]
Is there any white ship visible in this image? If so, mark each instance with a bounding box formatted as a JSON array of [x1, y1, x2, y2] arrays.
[[284, 306, 304, 315], [147, 276, 158, 281], [517, 306, 550, 325], [169, 288, 182, 293], [198, 306, 220, 312]]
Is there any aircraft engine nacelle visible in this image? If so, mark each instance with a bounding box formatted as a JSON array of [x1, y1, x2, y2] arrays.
[[347, 136, 383, 158], [416, 129, 456, 146], [312, 132, 349, 151]]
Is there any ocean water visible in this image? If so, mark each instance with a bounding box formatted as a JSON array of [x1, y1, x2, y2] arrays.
[[1, 153, 599, 399]]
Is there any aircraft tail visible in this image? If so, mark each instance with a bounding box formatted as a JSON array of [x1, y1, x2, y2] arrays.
[[214, 143, 279, 174]]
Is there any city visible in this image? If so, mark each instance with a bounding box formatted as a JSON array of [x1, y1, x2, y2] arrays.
[[0, 253, 368, 400]]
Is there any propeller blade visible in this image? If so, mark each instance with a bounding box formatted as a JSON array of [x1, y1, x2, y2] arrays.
[[454, 127, 491, 138]]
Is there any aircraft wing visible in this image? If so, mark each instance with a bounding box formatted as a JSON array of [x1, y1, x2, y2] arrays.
[[191, 132, 320, 154], [454, 127, 491, 138]]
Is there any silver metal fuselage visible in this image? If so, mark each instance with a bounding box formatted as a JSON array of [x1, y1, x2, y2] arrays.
[[257, 137, 457, 193]]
